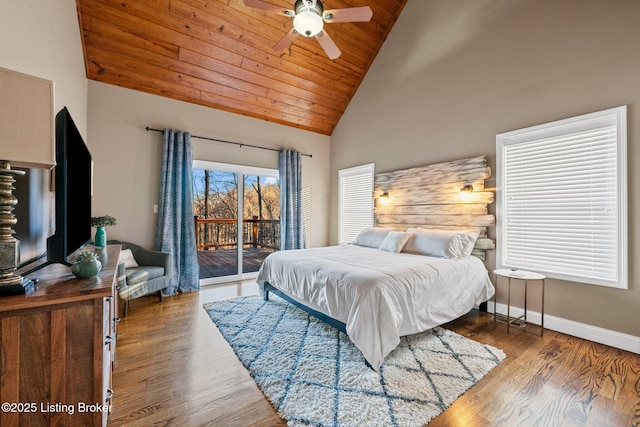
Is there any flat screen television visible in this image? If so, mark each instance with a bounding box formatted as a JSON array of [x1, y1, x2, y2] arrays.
[[23, 107, 92, 274]]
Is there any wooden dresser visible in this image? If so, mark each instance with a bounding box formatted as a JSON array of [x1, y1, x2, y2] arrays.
[[0, 245, 120, 427]]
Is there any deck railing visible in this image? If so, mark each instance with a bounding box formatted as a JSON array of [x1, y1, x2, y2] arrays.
[[195, 217, 280, 251]]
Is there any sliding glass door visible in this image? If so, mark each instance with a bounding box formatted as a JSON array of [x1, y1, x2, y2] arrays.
[[193, 168, 239, 280], [193, 160, 279, 285]]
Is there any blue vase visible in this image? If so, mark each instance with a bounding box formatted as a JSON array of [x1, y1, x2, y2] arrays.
[[95, 226, 106, 247]]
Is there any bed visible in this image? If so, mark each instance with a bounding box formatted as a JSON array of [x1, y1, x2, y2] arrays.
[[257, 233, 495, 370], [257, 156, 496, 370]]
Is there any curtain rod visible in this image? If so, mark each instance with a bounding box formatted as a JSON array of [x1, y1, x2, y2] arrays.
[[145, 127, 312, 158]]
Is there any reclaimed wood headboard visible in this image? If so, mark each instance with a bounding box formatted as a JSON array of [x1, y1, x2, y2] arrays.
[[374, 156, 495, 260]]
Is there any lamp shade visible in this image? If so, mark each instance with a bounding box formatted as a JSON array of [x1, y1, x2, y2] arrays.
[[0, 67, 55, 169]]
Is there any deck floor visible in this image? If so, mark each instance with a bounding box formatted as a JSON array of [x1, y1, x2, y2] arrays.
[[197, 247, 275, 279]]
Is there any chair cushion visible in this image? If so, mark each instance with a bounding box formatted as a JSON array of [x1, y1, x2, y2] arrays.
[[126, 266, 165, 286]]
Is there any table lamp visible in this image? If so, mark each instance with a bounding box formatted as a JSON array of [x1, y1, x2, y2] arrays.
[[0, 67, 55, 296]]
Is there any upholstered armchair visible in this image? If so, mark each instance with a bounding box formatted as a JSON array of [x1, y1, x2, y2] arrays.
[[109, 240, 172, 317]]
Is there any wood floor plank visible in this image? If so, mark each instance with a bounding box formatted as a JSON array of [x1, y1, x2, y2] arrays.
[[107, 282, 640, 426]]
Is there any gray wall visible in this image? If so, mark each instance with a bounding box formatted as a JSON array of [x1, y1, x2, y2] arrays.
[[1, 0, 88, 263], [331, 0, 640, 337], [87, 81, 331, 250], [0, 1, 88, 136]]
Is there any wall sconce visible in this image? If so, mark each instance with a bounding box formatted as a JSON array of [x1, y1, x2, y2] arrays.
[[378, 191, 390, 205], [460, 184, 473, 202]]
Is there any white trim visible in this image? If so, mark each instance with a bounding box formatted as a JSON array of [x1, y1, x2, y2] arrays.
[[200, 271, 258, 286], [487, 301, 640, 354], [237, 175, 244, 277], [496, 105, 628, 289], [192, 159, 278, 178]]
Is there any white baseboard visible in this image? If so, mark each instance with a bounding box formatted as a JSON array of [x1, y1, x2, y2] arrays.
[[486, 301, 640, 354]]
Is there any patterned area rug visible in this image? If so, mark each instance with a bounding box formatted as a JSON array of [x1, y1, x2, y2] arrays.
[[204, 295, 505, 427]]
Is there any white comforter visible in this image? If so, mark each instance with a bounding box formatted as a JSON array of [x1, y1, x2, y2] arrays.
[[256, 244, 495, 370]]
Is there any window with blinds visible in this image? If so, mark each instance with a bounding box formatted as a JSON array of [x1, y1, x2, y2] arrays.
[[302, 186, 311, 248], [339, 163, 374, 244], [496, 106, 627, 289]]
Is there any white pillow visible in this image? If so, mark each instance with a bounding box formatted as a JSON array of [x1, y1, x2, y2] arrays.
[[403, 228, 478, 259], [379, 231, 413, 253], [119, 248, 139, 268], [409, 227, 481, 256], [352, 227, 393, 248], [460, 229, 481, 256]]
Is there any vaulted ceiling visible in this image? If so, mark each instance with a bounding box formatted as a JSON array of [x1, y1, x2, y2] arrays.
[[76, 0, 407, 135]]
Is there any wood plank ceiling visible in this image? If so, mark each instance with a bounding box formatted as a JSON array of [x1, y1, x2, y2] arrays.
[[76, 0, 407, 135]]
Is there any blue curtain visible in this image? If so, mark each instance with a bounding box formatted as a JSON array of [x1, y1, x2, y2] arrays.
[[279, 149, 305, 250], [154, 129, 199, 295]]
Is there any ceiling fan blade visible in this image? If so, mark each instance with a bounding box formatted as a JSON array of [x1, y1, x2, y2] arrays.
[[315, 31, 341, 60], [273, 28, 299, 51], [243, 0, 291, 15], [323, 6, 373, 23]]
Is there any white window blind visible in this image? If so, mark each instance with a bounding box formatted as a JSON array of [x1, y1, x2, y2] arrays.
[[497, 106, 627, 289], [339, 163, 374, 244], [302, 187, 311, 248]]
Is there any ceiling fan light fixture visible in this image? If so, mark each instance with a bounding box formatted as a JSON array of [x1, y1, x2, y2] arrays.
[[293, 10, 323, 37], [243, 0, 372, 60]]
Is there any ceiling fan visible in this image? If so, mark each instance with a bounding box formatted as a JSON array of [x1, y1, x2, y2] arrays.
[[243, 0, 373, 60]]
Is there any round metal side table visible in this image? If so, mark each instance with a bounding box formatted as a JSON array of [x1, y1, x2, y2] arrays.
[[493, 269, 546, 336]]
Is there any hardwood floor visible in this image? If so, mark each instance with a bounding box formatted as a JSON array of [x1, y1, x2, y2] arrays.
[[108, 283, 640, 426]]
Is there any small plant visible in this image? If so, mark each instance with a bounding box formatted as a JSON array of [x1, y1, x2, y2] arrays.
[[90, 215, 117, 228]]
